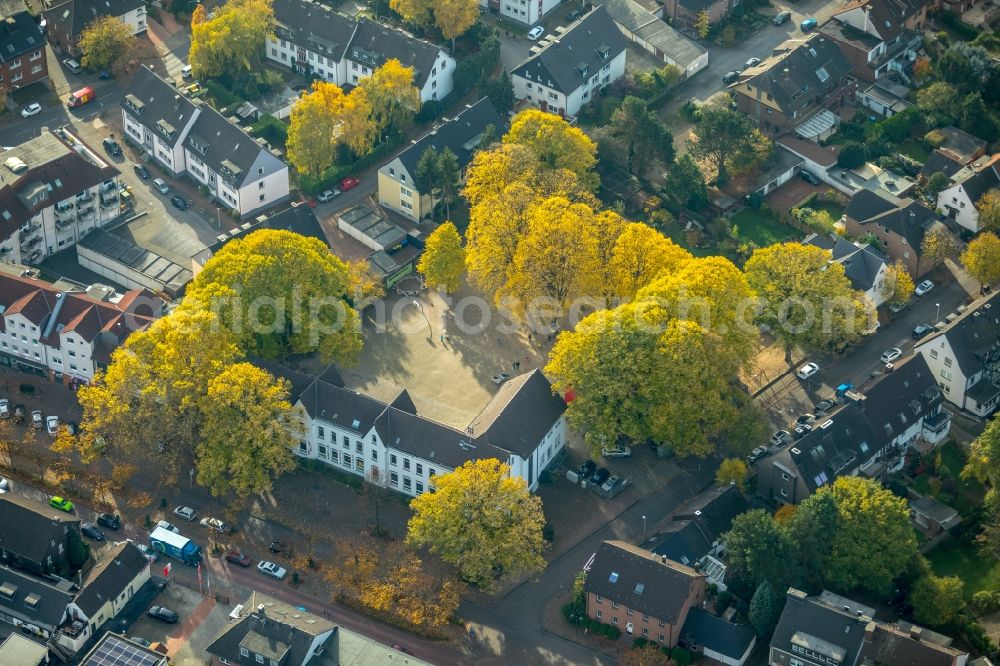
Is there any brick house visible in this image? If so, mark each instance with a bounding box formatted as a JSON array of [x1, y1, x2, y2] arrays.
[[842, 188, 944, 278], [43, 0, 146, 57], [0, 11, 47, 98], [660, 0, 737, 31], [819, 0, 928, 83], [584, 540, 706, 646]]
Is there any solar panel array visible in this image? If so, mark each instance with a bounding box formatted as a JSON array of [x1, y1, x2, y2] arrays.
[[84, 635, 162, 666]]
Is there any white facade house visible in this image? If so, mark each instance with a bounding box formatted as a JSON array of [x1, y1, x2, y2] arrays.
[[916, 295, 1000, 417], [121, 67, 290, 219], [269, 0, 456, 102], [276, 363, 567, 496], [0, 130, 124, 266], [0, 266, 160, 384], [498, 0, 561, 25], [936, 158, 1000, 233], [512, 6, 628, 118]]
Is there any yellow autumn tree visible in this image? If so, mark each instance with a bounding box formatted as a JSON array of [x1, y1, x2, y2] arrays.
[[286, 81, 347, 177], [390, 0, 477, 48], [78, 16, 136, 72], [962, 231, 1000, 290], [882, 260, 915, 309], [608, 223, 693, 301], [188, 0, 274, 79], [503, 109, 599, 190], [358, 59, 421, 135], [406, 459, 546, 589], [418, 222, 465, 292]]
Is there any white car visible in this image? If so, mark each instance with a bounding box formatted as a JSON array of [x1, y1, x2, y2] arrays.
[[796, 362, 819, 380], [880, 347, 902, 363], [527, 25, 544, 40], [136, 543, 158, 562], [745, 57, 761, 68], [21, 103, 41, 118], [317, 189, 341, 203], [491, 373, 510, 385], [0, 477, 9, 493], [915, 279, 934, 296], [62, 58, 81, 74], [153, 178, 170, 195], [181, 64, 193, 79], [46, 415, 59, 436], [199, 516, 227, 532], [173, 506, 197, 521], [601, 475, 620, 492], [257, 561, 287, 580], [0, 399, 9, 419], [156, 520, 179, 534]]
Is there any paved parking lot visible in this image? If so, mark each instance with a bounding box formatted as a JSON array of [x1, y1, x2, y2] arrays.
[[126, 582, 229, 665]]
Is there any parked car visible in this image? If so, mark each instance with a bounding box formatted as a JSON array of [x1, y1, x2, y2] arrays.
[[773, 10, 791, 25], [133, 163, 151, 180], [46, 415, 59, 436], [98, 70, 111, 80], [880, 347, 902, 363], [576, 459, 596, 481], [0, 399, 9, 419], [81, 523, 105, 541], [801, 18, 817, 31], [340, 177, 360, 191], [31, 410, 43, 429], [799, 169, 821, 185], [153, 178, 170, 195], [199, 516, 227, 532], [601, 475, 620, 492], [257, 561, 287, 580], [746, 446, 769, 464], [181, 64, 193, 79], [815, 398, 837, 413], [62, 58, 82, 74], [601, 445, 631, 458], [173, 506, 197, 521], [793, 423, 813, 439], [226, 551, 253, 567], [915, 279, 934, 296], [912, 324, 934, 339], [835, 382, 855, 397], [795, 413, 816, 426], [722, 70, 740, 84], [796, 362, 819, 380], [96, 513, 121, 530], [770, 430, 790, 445], [0, 477, 10, 493], [136, 544, 158, 562], [317, 189, 341, 203], [20, 103, 42, 118], [50, 496, 74, 512], [591, 468, 611, 486], [745, 57, 761, 68], [567, 7, 585, 21], [147, 606, 179, 623], [102, 137, 122, 156], [170, 195, 189, 210], [13, 405, 25, 424], [156, 520, 179, 534], [269, 540, 289, 554], [527, 25, 544, 40]]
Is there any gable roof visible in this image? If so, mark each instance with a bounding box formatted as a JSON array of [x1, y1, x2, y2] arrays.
[[788, 403, 879, 492], [584, 541, 705, 622], [670, 484, 751, 544], [855, 354, 940, 449], [845, 188, 937, 251], [921, 149, 965, 179], [832, 238, 886, 292], [649, 521, 711, 565], [0, 10, 43, 62], [373, 406, 511, 469], [272, 0, 357, 62], [830, 0, 927, 42], [74, 542, 150, 615], [121, 66, 199, 149], [299, 378, 389, 435], [206, 591, 335, 666], [771, 589, 870, 665], [346, 17, 442, 90], [185, 102, 280, 188], [681, 608, 756, 660], [0, 565, 75, 629], [955, 163, 999, 204], [742, 35, 852, 116], [916, 292, 1000, 376], [44, 0, 143, 39], [512, 6, 627, 96], [467, 369, 567, 458], [601, 0, 705, 70], [0, 494, 80, 566], [394, 98, 502, 178], [861, 622, 966, 666]]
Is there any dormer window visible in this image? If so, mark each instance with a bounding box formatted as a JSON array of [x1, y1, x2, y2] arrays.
[[596, 44, 610, 60]]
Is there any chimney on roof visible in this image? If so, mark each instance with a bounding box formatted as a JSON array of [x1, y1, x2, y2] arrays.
[[5, 16, 15, 30], [783, 68, 790, 79], [910, 626, 922, 641], [174, 95, 181, 108], [864, 620, 876, 642], [661, 555, 666, 564]]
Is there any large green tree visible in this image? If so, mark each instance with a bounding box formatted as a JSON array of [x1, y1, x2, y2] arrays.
[[78, 17, 136, 72], [910, 574, 965, 626], [722, 509, 797, 591], [184, 229, 362, 363], [690, 106, 756, 185], [749, 580, 781, 638], [610, 95, 675, 175], [664, 154, 708, 211]]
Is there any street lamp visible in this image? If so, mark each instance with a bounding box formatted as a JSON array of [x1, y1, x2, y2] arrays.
[[642, 515, 647, 535], [935, 302, 940, 322]]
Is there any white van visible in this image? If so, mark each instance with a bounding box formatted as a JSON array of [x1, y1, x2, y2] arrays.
[[181, 64, 193, 79]]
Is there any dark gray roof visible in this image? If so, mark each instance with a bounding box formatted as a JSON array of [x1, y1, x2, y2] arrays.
[[832, 238, 886, 292], [468, 369, 567, 458], [388, 388, 416, 414], [860, 622, 967, 666], [649, 521, 711, 566], [670, 485, 751, 543], [855, 354, 941, 450], [249, 358, 318, 403], [299, 379, 388, 435], [373, 407, 511, 469], [909, 496, 959, 526], [681, 608, 756, 660], [845, 189, 936, 251], [206, 591, 334, 666], [0, 565, 73, 629], [918, 292, 1000, 376], [121, 66, 199, 149], [0, 494, 80, 567], [845, 188, 898, 221], [584, 541, 705, 623], [803, 232, 836, 251], [395, 98, 502, 177], [920, 149, 965, 179], [512, 5, 627, 95], [272, 0, 356, 62], [257, 205, 327, 244], [185, 104, 273, 188], [0, 11, 43, 62], [44, 0, 143, 38], [74, 542, 150, 615], [744, 35, 852, 117], [957, 164, 1000, 204], [770, 589, 868, 665], [346, 17, 442, 89], [788, 404, 878, 492]]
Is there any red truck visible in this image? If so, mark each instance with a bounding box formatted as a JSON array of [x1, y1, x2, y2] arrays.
[[67, 86, 95, 109]]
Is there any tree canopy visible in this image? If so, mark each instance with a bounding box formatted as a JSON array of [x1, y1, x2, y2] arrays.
[[406, 459, 546, 589], [961, 231, 1000, 289], [503, 109, 599, 190], [883, 261, 915, 309], [610, 96, 675, 175], [390, 0, 478, 48], [418, 222, 465, 293], [910, 574, 965, 626], [189, 0, 274, 79], [690, 106, 756, 185], [79, 17, 136, 72]]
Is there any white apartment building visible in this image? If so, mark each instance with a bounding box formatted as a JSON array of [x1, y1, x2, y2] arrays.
[[121, 67, 290, 219], [512, 6, 627, 118], [0, 265, 160, 384], [0, 129, 123, 266], [270, 363, 567, 496], [269, 0, 456, 102], [936, 157, 1000, 234]]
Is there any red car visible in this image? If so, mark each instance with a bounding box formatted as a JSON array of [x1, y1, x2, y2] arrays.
[[225, 551, 252, 567], [340, 177, 360, 191]]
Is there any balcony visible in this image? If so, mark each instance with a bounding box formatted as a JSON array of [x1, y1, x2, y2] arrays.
[[75, 192, 94, 204], [922, 411, 952, 445]]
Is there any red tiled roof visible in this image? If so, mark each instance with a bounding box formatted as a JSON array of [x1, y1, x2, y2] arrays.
[[5, 289, 54, 325]]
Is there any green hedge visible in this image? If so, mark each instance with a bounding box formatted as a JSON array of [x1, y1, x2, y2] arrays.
[[251, 114, 288, 150], [299, 134, 405, 195], [204, 80, 241, 109]]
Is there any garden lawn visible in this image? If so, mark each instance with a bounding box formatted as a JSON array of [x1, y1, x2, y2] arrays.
[[810, 200, 844, 222], [898, 140, 932, 164], [730, 209, 799, 247], [928, 538, 1000, 599]]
